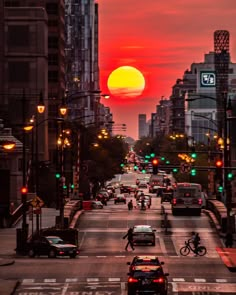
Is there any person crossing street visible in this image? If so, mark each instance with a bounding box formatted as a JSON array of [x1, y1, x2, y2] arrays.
[[123, 227, 135, 251]]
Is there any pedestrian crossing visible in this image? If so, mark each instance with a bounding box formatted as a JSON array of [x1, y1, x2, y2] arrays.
[[20, 277, 236, 284]]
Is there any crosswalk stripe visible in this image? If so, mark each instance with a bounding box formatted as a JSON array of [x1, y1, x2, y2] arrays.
[[194, 278, 206, 282]]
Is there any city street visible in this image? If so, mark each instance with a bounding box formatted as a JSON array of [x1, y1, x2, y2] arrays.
[[1, 174, 236, 295]]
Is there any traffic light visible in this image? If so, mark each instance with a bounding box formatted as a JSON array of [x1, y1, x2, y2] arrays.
[[190, 146, 197, 159], [55, 173, 61, 179], [21, 186, 28, 194], [190, 168, 196, 176], [215, 159, 223, 180], [227, 172, 234, 180], [152, 158, 159, 175], [218, 185, 223, 193], [172, 168, 178, 173]]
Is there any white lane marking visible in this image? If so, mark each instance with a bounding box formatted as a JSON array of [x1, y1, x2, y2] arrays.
[[194, 278, 206, 282], [44, 278, 56, 282], [115, 255, 126, 258], [108, 278, 121, 282], [22, 279, 35, 284], [79, 256, 89, 258], [171, 282, 178, 292], [216, 278, 227, 283], [87, 278, 99, 282], [97, 256, 107, 258], [172, 278, 185, 282], [65, 278, 78, 282], [62, 283, 69, 295]]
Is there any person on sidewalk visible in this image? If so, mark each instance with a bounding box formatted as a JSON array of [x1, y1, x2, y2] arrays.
[[123, 227, 134, 251], [225, 232, 233, 248]]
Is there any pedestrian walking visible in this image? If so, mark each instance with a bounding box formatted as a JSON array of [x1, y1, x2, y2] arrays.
[[123, 227, 135, 251], [128, 200, 133, 210], [225, 232, 233, 248]]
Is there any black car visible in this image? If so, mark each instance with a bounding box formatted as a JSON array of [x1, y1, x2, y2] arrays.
[[127, 265, 169, 295], [161, 187, 174, 203], [27, 236, 79, 258], [127, 255, 164, 272]]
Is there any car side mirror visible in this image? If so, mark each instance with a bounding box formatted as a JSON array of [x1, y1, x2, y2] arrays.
[[127, 262, 131, 265]]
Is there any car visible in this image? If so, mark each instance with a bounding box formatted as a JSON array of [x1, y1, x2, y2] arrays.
[[120, 185, 130, 193], [129, 184, 138, 193], [127, 264, 169, 295], [138, 181, 148, 189], [132, 225, 156, 246], [114, 194, 126, 204], [91, 200, 103, 209], [137, 195, 151, 209], [161, 187, 174, 203], [127, 255, 164, 272], [27, 236, 79, 258]]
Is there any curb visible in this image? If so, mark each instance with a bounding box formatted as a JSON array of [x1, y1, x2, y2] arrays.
[[0, 259, 15, 267]]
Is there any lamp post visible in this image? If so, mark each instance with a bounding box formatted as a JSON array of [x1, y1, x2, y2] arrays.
[[62, 90, 110, 200], [186, 93, 233, 231]]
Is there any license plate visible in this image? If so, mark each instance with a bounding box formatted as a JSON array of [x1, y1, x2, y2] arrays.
[[142, 279, 151, 285]]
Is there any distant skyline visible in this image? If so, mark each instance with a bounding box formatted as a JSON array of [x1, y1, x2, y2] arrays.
[[98, 0, 236, 140]]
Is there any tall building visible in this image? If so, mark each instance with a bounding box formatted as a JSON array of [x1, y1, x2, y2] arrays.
[[4, 0, 66, 163], [138, 114, 148, 139], [0, 5, 48, 204], [65, 0, 101, 126]]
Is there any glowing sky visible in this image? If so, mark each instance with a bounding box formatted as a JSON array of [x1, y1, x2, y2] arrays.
[[98, 0, 236, 140]]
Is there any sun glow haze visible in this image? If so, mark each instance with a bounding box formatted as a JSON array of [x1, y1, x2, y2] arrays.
[[107, 66, 145, 98]]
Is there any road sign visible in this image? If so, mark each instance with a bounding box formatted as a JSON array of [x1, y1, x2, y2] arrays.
[[31, 196, 44, 208], [180, 162, 191, 173]]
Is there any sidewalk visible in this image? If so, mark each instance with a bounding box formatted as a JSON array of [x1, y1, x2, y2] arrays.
[[0, 208, 59, 295]]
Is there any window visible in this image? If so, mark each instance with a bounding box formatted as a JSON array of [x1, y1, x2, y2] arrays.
[[48, 37, 58, 49], [48, 71, 58, 82], [48, 54, 58, 66], [8, 61, 29, 83], [46, 3, 58, 15], [8, 25, 29, 47]]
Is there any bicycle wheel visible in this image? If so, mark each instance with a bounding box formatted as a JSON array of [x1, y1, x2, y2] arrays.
[[197, 246, 207, 256], [180, 246, 190, 256]]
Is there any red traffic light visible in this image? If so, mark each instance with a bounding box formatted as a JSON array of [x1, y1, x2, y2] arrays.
[[21, 186, 28, 194], [152, 159, 159, 166], [215, 160, 223, 168]]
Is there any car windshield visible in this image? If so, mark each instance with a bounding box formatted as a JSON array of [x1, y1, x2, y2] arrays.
[[135, 259, 160, 265], [47, 237, 64, 244], [133, 226, 152, 233]]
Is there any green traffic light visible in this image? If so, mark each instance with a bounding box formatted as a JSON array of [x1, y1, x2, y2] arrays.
[[161, 157, 165, 161], [172, 168, 178, 173], [165, 160, 170, 164], [191, 168, 196, 176], [71, 184, 74, 189], [191, 153, 197, 159], [150, 153, 155, 158], [142, 169, 146, 173], [227, 172, 233, 180], [218, 186, 223, 193], [55, 173, 60, 179], [120, 163, 125, 167], [63, 185, 67, 189]]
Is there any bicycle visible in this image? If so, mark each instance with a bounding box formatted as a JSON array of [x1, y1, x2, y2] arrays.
[[180, 239, 207, 256]]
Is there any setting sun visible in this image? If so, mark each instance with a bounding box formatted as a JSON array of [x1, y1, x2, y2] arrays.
[[107, 66, 145, 98]]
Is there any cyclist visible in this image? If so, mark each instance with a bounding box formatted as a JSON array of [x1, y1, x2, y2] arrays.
[[191, 232, 201, 254]]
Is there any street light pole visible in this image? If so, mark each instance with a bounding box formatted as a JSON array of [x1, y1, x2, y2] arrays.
[[21, 89, 27, 234]]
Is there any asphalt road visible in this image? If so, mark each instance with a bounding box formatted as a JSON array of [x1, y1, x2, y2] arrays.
[[3, 173, 236, 295]]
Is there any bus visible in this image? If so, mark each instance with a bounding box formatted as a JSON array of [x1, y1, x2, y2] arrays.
[[171, 182, 203, 215]]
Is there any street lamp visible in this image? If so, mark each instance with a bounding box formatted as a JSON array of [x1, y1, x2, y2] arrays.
[[186, 92, 233, 231]]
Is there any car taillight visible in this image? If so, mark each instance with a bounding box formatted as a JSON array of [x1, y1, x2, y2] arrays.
[[153, 277, 165, 283], [59, 251, 65, 255], [172, 198, 177, 205], [198, 198, 202, 205], [128, 277, 138, 283]]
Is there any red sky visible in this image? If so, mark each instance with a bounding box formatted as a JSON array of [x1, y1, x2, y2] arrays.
[[97, 0, 236, 140]]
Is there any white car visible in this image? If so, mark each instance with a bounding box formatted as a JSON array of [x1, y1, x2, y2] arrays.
[[91, 201, 103, 209]]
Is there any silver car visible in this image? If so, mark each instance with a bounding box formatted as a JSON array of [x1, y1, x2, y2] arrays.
[[132, 225, 156, 246]]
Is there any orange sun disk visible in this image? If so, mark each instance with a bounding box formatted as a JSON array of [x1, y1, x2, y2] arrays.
[[107, 66, 145, 98]]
